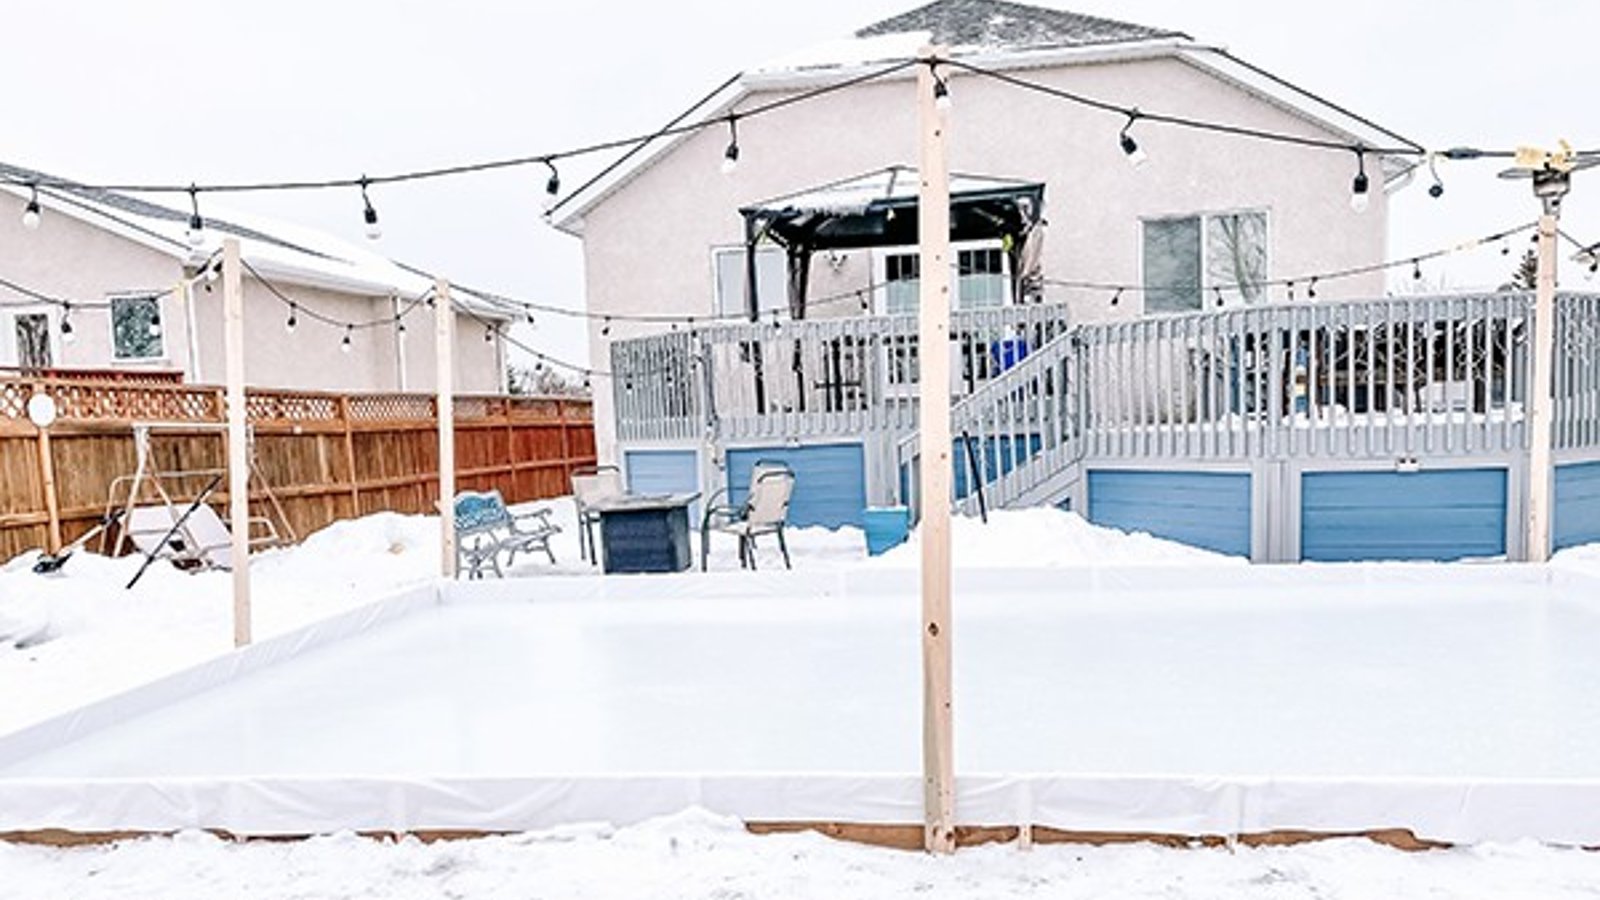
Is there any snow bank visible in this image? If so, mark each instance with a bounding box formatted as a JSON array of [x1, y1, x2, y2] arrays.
[[3, 809, 1599, 899], [870, 506, 1242, 568]]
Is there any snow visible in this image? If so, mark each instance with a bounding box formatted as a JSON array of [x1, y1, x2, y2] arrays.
[[6, 810, 1600, 900], [5, 501, 1600, 895]]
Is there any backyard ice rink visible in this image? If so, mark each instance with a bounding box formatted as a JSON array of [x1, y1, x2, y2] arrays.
[[6, 502, 1600, 897]]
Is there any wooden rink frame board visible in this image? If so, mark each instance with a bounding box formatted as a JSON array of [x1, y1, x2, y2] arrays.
[[0, 377, 595, 561]]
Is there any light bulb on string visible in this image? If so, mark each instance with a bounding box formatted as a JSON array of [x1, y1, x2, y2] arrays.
[[285, 304, 298, 333], [186, 185, 205, 246], [1308, 277, 1318, 299], [1110, 287, 1122, 307], [485, 325, 495, 343], [1412, 259, 1423, 281], [1213, 286, 1225, 307], [600, 316, 611, 337], [721, 116, 740, 175], [1349, 151, 1370, 213], [1427, 153, 1445, 199], [542, 160, 560, 212], [396, 315, 407, 335], [147, 314, 161, 338], [1119, 111, 1148, 168], [60, 306, 75, 343], [931, 65, 952, 111], [22, 185, 41, 230], [341, 325, 353, 354], [360, 177, 381, 240]]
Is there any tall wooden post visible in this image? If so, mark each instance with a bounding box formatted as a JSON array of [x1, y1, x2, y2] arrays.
[[1528, 211, 1558, 561], [436, 278, 457, 578], [222, 238, 252, 647], [916, 47, 956, 854], [35, 426, 62, 554]]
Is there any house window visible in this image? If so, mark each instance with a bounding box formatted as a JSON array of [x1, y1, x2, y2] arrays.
[[1143, 211, 1268, 313], [879, 245, 1011, 314], [713, 246, 789, 318], [13, 312, 52, 369], [110, 295, 165, 360]]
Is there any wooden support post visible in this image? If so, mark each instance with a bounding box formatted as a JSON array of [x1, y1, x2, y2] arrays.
[[36, 426, 62, 554], [1528, 211, 1558, 562], [436, 279, 457, 578], [222, 238, 252, 648], [916, 46, 956, 855]]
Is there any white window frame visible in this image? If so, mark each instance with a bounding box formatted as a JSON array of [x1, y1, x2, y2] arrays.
[[1139, 208, 1271, 315], [2, 305, 59, 369], [108, 293, 169, 363], [711, 244, 789, 319], [871, 239, 1013, 315]]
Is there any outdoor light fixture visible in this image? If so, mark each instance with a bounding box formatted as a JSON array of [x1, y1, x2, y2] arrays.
[[148, 314, 161, 338], [1110, 287, 1122, 307], [1119, 112, 1148, 168], [1413, 259, 1423, 281], [1427, 154, 1445, 199], [22, 185, 41, 230], [396, 316, 406, 334], [600, 316, 611, 337], [60, 306, 75, 343], [360, 177, 381, 240], [485, 325, 495, 343], [285, 304, 298, 333], [1350, 152, 1370, 213], [1308, 277, 1318, 299], [721, 116, 740, 175], [186, 185, 205, 246], [341, 325, 353, 353]]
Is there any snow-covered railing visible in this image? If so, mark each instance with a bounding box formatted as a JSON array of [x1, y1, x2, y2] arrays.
[[1556, 292, 1600, 451], [611, 303, 1072, 443], [1079, 292, 1535, 460]]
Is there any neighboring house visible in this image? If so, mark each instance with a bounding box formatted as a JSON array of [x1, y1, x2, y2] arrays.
[[556, 0, 1418, 466], [0, 162, 510, 393]]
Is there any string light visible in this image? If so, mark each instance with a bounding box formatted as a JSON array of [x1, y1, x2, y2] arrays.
[[931, 63, 952, 111], [485, 324, 496, 343], [186, 184, 205, 246], [285, 303, 298, 333], [1308, 276, 1318, 299], [1213, 285, 1225, 307], [60, 305, 74, 343], [396, 316, 406, 334], [1349, 151, 1370, 213], [1427, 154, 1445, 199], [542, 160, 560, 211], [1412, 258, 1422, 281], [340, 324, 353, 353], [148, 312, 162, 338], [721, 116, 740, 175], [22, 185, 41, 230], [360, 177, 381, 240], [1110, 287, 1122, 307], [1119, 111, 1148, 168], [600, 316, 611, 337]]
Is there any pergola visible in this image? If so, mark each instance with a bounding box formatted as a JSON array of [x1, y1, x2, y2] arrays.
[[738, 166, 1047, 319]]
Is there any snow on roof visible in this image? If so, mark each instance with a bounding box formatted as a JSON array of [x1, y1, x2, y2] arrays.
[[0, 161, 508, 318], [854, 0, 1187, 52], [747, 165, 1036, 215]]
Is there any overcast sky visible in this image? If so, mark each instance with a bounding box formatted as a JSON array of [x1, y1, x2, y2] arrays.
[[6, 1, 1597, 373]]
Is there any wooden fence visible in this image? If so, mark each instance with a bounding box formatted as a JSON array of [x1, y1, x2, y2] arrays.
[[0, 377, 595, 563]]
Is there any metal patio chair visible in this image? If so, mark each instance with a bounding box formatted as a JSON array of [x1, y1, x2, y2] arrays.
[[700, 460, 796, 571], [570, 464, 625, 565]]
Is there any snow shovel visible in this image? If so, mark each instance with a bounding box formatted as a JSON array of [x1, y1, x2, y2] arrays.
[[32, 509, 124, 574], [125, 473, 225, 590]]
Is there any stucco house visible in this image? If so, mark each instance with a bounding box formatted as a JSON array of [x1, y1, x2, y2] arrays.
[[556, 0, 1418, 469], [1, 162, 509, 393], [537, 0, 1600, 565]]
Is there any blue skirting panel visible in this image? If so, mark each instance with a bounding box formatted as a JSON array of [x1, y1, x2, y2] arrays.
[[623, 449, 700, 520], [726, 443, 867, 529], [1087, 470, 1251, 557], [954, 433, 1043, 500], [1301, 468, 1507, 562], [1556, 461, 1600, 551]]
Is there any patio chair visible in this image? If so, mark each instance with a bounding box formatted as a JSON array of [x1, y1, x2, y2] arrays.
[[571, 464, 626, 565], [700, 460, 796, 571]]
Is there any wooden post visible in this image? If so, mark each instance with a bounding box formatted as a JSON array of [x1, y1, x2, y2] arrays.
[[222, 238, 252, 647], [1528, 211, 1558, 561], [436, 279, 457, 578], [36, 426, 62, 554], [339, 395, 359, 513], [916, 46, 956, 855]]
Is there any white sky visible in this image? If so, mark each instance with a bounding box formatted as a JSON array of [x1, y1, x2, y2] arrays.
[[5, 0, 1597, 374]]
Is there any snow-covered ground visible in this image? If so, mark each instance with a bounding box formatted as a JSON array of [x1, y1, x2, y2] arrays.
[[5, 501, 1600, 897]]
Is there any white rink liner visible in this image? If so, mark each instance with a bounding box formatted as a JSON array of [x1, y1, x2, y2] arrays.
[[3, 565, 1600, 844]]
